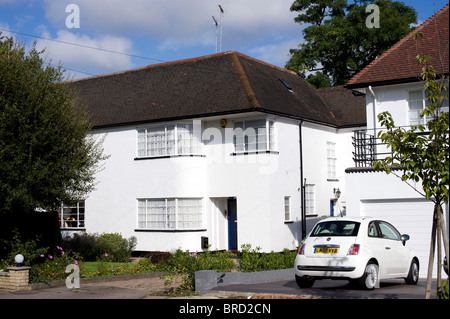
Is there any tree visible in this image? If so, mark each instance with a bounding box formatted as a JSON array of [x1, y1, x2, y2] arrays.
[[373, 41, 449, 298], [0, 35, 107, 216], [286, 0, 417, 87]]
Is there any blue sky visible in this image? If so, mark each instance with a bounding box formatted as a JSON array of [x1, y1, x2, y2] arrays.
[[0, 0, 448, 79]]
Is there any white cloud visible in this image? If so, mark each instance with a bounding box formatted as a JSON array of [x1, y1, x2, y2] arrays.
[[249, 39, 299, 68], [42, 0, 299, 52], [34, 29, 134, 78]]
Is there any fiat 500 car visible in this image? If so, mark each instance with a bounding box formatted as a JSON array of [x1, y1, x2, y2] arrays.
[[294, 217, 419, 289]]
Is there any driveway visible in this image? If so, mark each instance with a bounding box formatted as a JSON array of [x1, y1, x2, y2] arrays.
[[212, 278, 439, 299]]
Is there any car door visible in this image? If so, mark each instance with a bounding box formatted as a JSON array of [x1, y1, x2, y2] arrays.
[[377, 221, 410, 277], [366, 221, 392, 278]]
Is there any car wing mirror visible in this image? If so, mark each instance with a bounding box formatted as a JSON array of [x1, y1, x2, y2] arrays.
[[401, 234, 410, 246]]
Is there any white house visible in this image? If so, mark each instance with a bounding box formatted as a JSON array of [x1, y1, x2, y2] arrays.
[[345, 4, 449, 277], [62, 51, 365, 253]]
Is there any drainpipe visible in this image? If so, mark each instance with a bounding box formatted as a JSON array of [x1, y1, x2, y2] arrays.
[[367, 86, 378, 157], [299, 121, 306, 240]]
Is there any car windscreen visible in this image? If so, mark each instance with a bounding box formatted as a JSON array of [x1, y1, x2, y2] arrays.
[[310, 221, 360, 237]]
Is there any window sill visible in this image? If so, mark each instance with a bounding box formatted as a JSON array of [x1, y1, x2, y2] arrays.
[[60, 227, 86, 231], [135, 154, 206, 161], [284, 220, 294, 224], [135, 228, 207, 233], [231, 150, 279, 156], [327, 178, 339, 182]]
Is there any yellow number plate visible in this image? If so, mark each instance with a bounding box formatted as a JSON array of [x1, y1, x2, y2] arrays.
[[314, 247, 338, 254]]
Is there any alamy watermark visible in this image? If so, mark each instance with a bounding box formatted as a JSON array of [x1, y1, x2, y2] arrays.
[[366, 4, 380, 28], [65, 4, 80, 29], [65, 263, 80, 289]]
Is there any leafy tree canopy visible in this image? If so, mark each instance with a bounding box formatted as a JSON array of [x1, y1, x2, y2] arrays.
[[286, 0, 417, 87], [0, 35, 107, 214]]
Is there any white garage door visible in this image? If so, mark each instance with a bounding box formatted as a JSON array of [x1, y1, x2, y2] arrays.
[[361, 198, 444, 278]]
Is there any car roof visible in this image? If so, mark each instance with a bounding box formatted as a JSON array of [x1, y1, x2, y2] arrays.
[[317, 216, 379, 223]]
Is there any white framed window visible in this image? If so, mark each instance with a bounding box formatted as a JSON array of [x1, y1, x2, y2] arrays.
[[327, 141, 337, 180], [284, 196, 291, 221], [137, 123, 201, 158], [408, 90, 430, 126], [58, 201, 85, 228], [137, 198, 203, 230], [233, 119, 275, 152], [305, 185, 315, 216]]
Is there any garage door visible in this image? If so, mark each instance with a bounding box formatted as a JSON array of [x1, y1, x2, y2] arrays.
[[361, 198, 443, 278]]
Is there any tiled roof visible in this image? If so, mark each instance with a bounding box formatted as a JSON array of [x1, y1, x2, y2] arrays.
[[346, 4, 449, 88], [69, 51, 364, 129], [317, 86, 366, 127]]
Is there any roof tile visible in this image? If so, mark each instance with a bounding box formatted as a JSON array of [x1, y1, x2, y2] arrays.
[[347, 4, 449, 88]]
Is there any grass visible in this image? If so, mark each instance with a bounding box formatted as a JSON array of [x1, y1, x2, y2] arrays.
[[78, 260, 158, 278]]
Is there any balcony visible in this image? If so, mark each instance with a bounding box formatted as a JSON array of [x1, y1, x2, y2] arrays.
[[352, 130, 391, 168]]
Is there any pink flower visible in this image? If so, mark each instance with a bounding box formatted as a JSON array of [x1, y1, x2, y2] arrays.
[[48, 255, 53, 259], [74, 260, 78, 265], [40, 254, 44, 258], [61, 251, 65, 255], [104, 253, 108, 257]]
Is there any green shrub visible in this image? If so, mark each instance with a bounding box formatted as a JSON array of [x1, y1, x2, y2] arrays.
[[29, 246, 80, 283], [238, 244, 296, 272], [0, 231, 49, 268], [163, 249, 235, 292], [62, 232, 137, 262], [61, 233, 101, 261], [96, 233, 137, 262]]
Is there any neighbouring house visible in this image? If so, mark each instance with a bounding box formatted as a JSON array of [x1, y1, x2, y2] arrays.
[[345, 4, 449, 277], [63, 51, 365, 253]]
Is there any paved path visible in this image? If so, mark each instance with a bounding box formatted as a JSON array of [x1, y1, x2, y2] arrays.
[[213, 278, 439, 299], [0, 272, 442, 299]]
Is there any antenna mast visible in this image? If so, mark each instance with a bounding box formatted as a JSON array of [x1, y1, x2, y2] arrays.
[[213, 5, 224, 53], [218, 5, 224, 53], [212, 16, 218, 53]]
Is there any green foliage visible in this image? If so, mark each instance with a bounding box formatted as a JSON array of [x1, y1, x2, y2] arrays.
[[162, 248, 235, 292], [286, 0, 417, 86], [29, 246, 80, 283], [62, 232, 137, 262], [0, 35, 107, 214], [96, 233, 137, 262], [437, 280, 449, 299], [61, 232, 101, 261], [238, 244, 296, 272], [0, 231, 48, 268]]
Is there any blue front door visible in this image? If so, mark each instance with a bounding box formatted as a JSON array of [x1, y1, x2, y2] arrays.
[[227, 198, 237, 250]]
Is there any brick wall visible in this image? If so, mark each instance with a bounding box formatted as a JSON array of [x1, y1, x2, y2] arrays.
[[0, 267, 31, 291]]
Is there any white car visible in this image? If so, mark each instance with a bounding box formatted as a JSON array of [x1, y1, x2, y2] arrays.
[[294, 217, 419, 290]]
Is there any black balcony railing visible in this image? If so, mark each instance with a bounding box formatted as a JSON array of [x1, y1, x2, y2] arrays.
[[352, 130, 391, 167]]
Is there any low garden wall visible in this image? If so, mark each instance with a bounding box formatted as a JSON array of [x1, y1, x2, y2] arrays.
[[0, 267, 31, 291]]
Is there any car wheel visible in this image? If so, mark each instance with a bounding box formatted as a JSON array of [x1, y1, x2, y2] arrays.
[[358, 262, 379, 290], [295, 275, 315, 288], [404, 259, 419, 285]]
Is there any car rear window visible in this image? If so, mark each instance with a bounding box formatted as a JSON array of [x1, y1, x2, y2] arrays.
[[310, 221, 360, 237]]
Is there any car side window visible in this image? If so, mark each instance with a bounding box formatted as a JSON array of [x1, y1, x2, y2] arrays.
[[368, 222, 380, 237], [378, 221, 401, 241]]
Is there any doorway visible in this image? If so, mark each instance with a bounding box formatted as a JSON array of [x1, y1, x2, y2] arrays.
[[227, 198, 237, 250]]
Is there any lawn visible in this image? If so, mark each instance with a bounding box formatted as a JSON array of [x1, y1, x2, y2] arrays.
[[79, 260, 156, 278]]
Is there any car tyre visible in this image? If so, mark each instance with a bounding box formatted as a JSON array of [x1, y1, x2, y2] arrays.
[[359, 262, 379, 290], [295, 275, 315, 288], [404, 259, 419, 285]]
